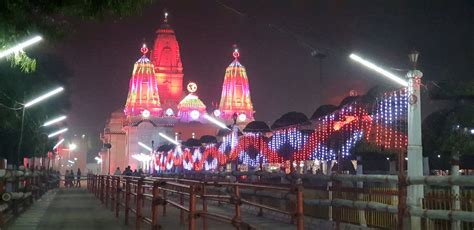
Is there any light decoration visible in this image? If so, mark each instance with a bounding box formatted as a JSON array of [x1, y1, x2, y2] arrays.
[[132, 153, 152, 162], [0, 35, 42, 59], [53, 138, 65, 150], [218, 47, 254, 121], [124, 44, 162, 117], [142, 110, 150, 118], [138, 142, 152, 152], [165, 108, 174, 116], [203, 114, 229, 129], [177, 83, 206, 122], [94, 156, 102, 164], [213, 109, 221, 117], [190, 110, 200, 120], [48, 128, 68, 138], [68, 160, 75, 164], [238, 113, 247, 122], [159, 132, 180, 145], [25, 87, 64, 108], [149, 88, 409, 170], [43, 115, 67, 126]]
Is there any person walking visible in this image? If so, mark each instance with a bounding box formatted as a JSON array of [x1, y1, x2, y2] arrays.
[[76, 168, 81, 187]]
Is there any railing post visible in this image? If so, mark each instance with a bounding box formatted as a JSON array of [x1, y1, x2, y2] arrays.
[[100, 176, 105, 204], [232, 184, 241, 227], [202, 184, 207, 230], [162, 190, 167, 216], [152, 181, 160, 230], [110, 176, 115, 211], [180, 191, 184, 224], [105, 176, 110, 207], [136, 178, 143, 230], [125, 178, 130, 225], [294, 185, 304, 230], [116, 176, 120, 218], [188, 185, 196, 230]]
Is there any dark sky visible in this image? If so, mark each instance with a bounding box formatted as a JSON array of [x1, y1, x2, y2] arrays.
[[51, 0, 472, 137]]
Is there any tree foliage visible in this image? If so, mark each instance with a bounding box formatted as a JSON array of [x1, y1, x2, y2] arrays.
[[0, 0, 154, 164], [0, 0, 154, 72]]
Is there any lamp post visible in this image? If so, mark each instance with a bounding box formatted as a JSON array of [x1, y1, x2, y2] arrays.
[[406, 50, 424, 230], [17, 87, 64, 166], [350, 51, 424, 229]]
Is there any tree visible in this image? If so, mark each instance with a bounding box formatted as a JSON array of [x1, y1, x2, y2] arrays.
[[0, 0, 154, 72], [0, 0, 154, 164]]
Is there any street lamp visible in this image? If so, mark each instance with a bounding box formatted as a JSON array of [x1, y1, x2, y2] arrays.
[[47, 128, 68, 138], [350, 51, 424, 229], [0, 35, 43, 59], [43, 115, 67, 126], [17, 87, 65, 166]]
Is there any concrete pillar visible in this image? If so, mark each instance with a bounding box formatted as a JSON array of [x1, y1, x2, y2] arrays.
[[356, 156, 367, 226], [451, 154, 461, 230]]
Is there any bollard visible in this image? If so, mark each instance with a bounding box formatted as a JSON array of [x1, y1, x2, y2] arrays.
[[115, 176, 120, 218], [125, 178, 130, 225], [136, 178, 143, 230], [151, 181, 160, 230], [188, 185, 196, 230]]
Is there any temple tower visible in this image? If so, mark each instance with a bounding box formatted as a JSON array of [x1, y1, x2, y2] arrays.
[[218, 47, 255, 124], [151, 12, 184, 112], [124, 44, 162, 117]]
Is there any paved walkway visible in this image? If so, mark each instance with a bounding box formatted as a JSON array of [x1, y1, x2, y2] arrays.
[[7, 188, 298, 230], [8, 188, 131, 230]]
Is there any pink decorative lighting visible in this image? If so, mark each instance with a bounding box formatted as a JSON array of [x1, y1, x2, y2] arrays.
[[124, 44, 162, 117]]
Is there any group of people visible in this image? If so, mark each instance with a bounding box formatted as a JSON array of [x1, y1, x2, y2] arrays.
[[64, 168, 81, 188], [114, 166, 145, 177]]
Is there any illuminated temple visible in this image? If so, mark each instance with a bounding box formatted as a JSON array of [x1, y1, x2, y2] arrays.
[[100, 14, 255, 173], [99, 13, 409, 175]]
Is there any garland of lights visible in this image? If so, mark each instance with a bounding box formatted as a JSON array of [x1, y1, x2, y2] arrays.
[[150, 88, 408, 171]]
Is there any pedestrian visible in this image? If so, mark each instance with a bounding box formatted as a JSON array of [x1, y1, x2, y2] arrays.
[[123, 166, 132, 176], [114, 167, 121, 176], [69, 170, 75, 188], [64, 170, 69, 188], [76, 168, 81, 187], [132, 169, 139, 177]]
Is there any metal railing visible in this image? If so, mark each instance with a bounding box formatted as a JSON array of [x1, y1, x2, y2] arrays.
[[87, 174, 305, 230]]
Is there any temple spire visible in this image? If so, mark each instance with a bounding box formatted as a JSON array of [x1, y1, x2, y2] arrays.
[[164, 11, 168, 23], [218, 46, 255, 124]]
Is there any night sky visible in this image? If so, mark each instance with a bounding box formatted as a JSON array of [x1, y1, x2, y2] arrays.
[[50, 0, 472, 137]]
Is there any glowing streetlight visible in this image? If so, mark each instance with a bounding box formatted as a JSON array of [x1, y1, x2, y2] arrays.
[[349, 54, 408, 87], [69, 143, 77, 151], [159, 132, 180, 145], [43, 115, 67, 126], [17, 86, 65, 165], [24, 87, 64, 108], [203, 114, 229, 129], [0, 35, 42, 59], [48, 128, 68, 138], [53, 138, 65, 150], [138, 142, 152, 152]]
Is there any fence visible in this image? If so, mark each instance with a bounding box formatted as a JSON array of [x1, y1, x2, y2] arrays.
[[0, 167, 58, 227], [87, 174, 304, 230]]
